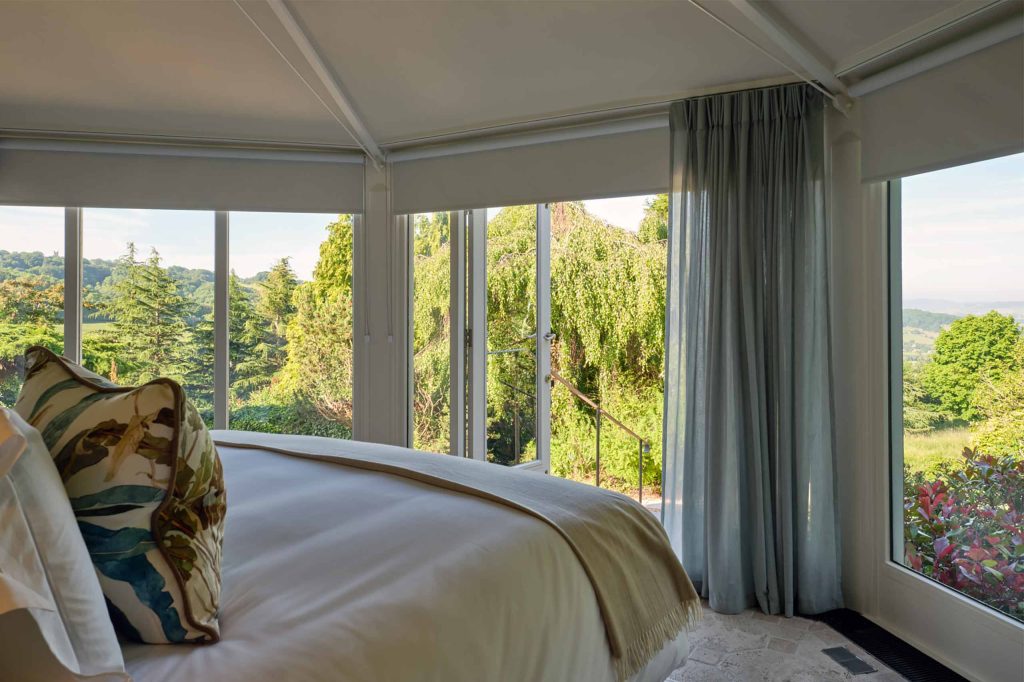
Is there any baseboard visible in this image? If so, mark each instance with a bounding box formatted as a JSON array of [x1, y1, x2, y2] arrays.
[[811, 609, 967, 681], [860, 612, 980, 682]]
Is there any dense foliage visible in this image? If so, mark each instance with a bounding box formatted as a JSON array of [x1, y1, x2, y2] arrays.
[[901, 309, 1023, 619], [0, 217, 357, 440], [904, 311, 1022, 440], [904, 449, 1024, 621], [411, 201, 668, 490]]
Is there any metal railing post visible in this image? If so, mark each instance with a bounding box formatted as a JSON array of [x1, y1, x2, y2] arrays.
[[547, 368, 649, 500]]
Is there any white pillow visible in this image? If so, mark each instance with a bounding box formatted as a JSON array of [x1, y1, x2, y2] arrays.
[[0, 407, 128, 682]]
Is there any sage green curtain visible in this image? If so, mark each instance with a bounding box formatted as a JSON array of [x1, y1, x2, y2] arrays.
[[661, 84, 842, 616]]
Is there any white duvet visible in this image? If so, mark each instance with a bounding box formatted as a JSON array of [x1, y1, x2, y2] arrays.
[[122, 436, 688, 682]]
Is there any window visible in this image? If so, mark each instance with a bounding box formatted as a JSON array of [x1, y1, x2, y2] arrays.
[[410, 212, 452, 453], [228, 212, 354, 438], [547, 197, 666, 506], [0, 206, 64, 406], [891, 152, 1023, 622], [404, 196, 668, 509], [80, 209, 214, 419]]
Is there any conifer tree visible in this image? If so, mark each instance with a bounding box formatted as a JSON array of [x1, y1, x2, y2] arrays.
[[255, 257, 298, 372], [104, 244, 194, 385]]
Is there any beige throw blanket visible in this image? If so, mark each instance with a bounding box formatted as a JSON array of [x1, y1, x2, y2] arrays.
[[212, 431, 700, 681]]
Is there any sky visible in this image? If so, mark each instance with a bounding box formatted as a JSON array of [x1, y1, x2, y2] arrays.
[[1, 154, 1019, 295], [0, 198, 652, 282], [901, 152, 1023, 302]]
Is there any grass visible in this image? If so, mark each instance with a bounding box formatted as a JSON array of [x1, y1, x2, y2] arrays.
[[82, 321, 115, 334], [903, 426, 972, 476]]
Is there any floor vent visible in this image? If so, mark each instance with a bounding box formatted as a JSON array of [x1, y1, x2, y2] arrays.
[[822, 646, 876, 675], [810, 609, 966, 681]]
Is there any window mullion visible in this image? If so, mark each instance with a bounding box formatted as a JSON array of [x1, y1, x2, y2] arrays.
[[449, 210, 467, 457], [467, 208, 488, 461], [63, 207, 82, 364], [214, 211, 229, 430]]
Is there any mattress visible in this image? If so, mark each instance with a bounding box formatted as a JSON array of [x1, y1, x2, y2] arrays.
[[122, 435, 688, 682]]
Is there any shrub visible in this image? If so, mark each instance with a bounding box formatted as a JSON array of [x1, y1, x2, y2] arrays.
[[229, 400, 352, 440], [904, 447, 1024, 621]]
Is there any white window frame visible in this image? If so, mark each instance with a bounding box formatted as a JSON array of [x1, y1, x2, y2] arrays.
[[63, 208, 82, 364], [408, 204, 551, 473], [466, 208, 488, 461], [448, 210, 467, 457], [884, 179, 1023, 678]]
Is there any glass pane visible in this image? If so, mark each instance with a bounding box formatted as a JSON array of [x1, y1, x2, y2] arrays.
[[486, 206, 537, 465], [548, 197, 667, 511], [228, 212, 353, 439], [411, 212, 451, 453], [0, 206, 65, 406], [898, 152, 1023, 622], [81, 208, 214, 419]]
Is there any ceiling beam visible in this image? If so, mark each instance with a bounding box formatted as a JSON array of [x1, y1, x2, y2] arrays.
[[727, 0, 848, 96], [263, 0, 385, 166]]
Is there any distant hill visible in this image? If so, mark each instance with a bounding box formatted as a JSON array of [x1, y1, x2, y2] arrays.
[[901, 303, 1024, 363], [903, 308, 958, 332], [0, 250, 273, 323], [0, 250, 268, 289], [904, 298, 1024, 321]]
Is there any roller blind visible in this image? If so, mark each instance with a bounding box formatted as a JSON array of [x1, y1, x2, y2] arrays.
[[0, 146, 365, 213], [391, 125, 669, 214], [861, 37, 1024, 181]]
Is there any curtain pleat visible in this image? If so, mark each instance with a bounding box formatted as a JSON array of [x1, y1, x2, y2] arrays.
[[661, 84, 842, 616]]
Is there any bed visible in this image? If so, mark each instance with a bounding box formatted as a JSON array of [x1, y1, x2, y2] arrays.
[[120, 432, 691, 682]]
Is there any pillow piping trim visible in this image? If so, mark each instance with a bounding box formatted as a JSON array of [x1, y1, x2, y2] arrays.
[[23, 345, 220, 644]]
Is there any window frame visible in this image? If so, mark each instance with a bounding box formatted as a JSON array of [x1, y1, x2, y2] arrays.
[[887, 180, 903, 565]]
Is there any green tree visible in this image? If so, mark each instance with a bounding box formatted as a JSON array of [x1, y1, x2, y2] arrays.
[[101, 244, 195, 385], [411, 212, 453, 452], [227, 273, 270, 398], [0, 275, 63, 324], [637, 194, 669, 243], [255, 257, 298, 372], [972, 338, 1024, 456], [414, 212, 450, 258], [274, 216, 355, 425], [470, 201, 668, 484], [902, 361, 948, 432], [923, 311, 1021, 421], [183, 272, 268, 421], [0, 322, 62, 405]]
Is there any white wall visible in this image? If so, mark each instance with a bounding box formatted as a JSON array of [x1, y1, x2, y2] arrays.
[[352, 163, 410, 446], [827, 104, 1024, 682]]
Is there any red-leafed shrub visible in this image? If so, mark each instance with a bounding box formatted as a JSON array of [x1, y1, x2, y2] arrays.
[[904, 448, 1024, 621]]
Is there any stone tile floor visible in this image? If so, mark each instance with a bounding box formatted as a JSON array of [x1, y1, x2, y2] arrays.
[[668, 603, 904, 681]]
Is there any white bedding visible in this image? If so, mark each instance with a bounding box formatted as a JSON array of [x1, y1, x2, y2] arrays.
[[122, 437, 688, 682]]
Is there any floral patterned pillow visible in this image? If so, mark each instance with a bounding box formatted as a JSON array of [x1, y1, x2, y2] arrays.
[[14, 346, 226, 644]]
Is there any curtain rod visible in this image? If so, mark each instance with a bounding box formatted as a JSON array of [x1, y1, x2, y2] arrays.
[[0, 137, 365, 164]]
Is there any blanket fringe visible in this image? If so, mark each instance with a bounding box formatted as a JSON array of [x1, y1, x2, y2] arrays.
[[614, 599, 703, 682]]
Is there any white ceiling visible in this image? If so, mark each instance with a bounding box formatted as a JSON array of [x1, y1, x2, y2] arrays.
[[0, 0, 994, 149]]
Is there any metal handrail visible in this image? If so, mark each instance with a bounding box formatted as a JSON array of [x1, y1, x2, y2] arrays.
[[548, 368, 651, 504]]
